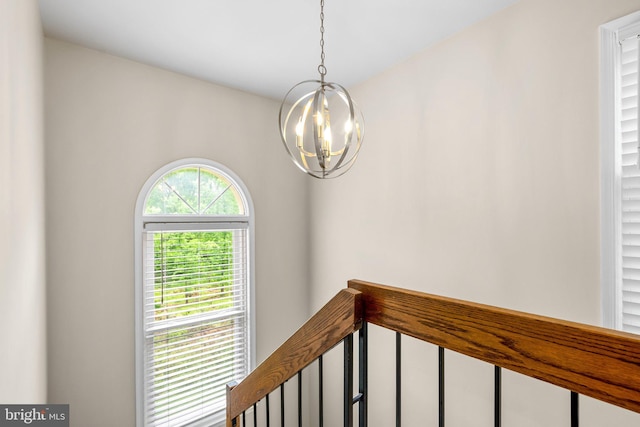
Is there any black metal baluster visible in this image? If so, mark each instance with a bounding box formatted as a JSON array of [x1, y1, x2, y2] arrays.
[[345, 334, 354, 427], [253, 403, 257, 427], [319, 355, 324, 427], [242, 411, 246, 427], [359, 322, 368, 427], [438, 346, 444, 427], [298, 371, 303, 427], [280, 384, 285, 427], [396, 332, 401, 427], [571, 392, 579, 427], [266, 393, 270, 427], [494, 366, 501, 427]]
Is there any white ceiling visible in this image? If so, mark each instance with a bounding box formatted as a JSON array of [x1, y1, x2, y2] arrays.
[[38, 0, 520, 100]]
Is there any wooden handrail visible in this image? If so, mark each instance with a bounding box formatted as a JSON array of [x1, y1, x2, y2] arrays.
[[348, 279, 640, 414], [226, 288, 362, 425]]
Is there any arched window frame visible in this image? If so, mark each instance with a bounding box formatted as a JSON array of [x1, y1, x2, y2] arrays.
[[134, 158, 255, 427]]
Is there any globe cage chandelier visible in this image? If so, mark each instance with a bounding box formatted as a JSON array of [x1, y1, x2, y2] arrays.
[[278, 0, 364, 179]]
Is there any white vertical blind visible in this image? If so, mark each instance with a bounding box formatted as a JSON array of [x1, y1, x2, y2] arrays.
[[142, 228, 249, 426], [619, 34, 640, 333]]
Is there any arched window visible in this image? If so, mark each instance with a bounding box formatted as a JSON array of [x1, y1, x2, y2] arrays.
[[135, 159, 254, 427]]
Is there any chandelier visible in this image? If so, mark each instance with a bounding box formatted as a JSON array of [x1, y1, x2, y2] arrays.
[[278, 0, 364, 179]]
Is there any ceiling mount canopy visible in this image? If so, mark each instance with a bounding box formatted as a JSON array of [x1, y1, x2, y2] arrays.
[[278, 0, 364, 179]]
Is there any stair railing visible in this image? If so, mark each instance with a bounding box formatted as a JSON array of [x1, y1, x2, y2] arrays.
[[226, 288, 363, 426], [226, 279, 640, 426]]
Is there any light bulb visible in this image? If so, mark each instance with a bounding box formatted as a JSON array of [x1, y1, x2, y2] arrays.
[[344, 120, 353, 133], [295, 120, 304, 148]]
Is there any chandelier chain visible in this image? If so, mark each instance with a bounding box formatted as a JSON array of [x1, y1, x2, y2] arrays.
[[318, 0, 327, 80]]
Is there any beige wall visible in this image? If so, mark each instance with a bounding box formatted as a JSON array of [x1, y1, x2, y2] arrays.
[[44, 38, 309, 426], [309, 0, 640, 425], [0, 0, 47, 403]]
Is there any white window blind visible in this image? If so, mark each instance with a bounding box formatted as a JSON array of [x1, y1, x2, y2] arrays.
[[142, 228, 249, 427], [617, 30, 640, 333]]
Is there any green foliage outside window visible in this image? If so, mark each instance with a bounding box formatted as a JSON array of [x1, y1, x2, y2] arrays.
[[145, 167, 244, 216], [153, 231, 235, 321]]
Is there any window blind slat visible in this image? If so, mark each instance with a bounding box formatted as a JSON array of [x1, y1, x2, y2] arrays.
[[148, 358, 244, 403], [148, 327, 246, 365], [623, 308, 640, 323], [148, 359, 243, 401], [623, 278, 640, 292]]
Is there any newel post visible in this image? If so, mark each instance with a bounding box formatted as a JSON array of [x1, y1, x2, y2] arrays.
[[226, 381, 239, 427]]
